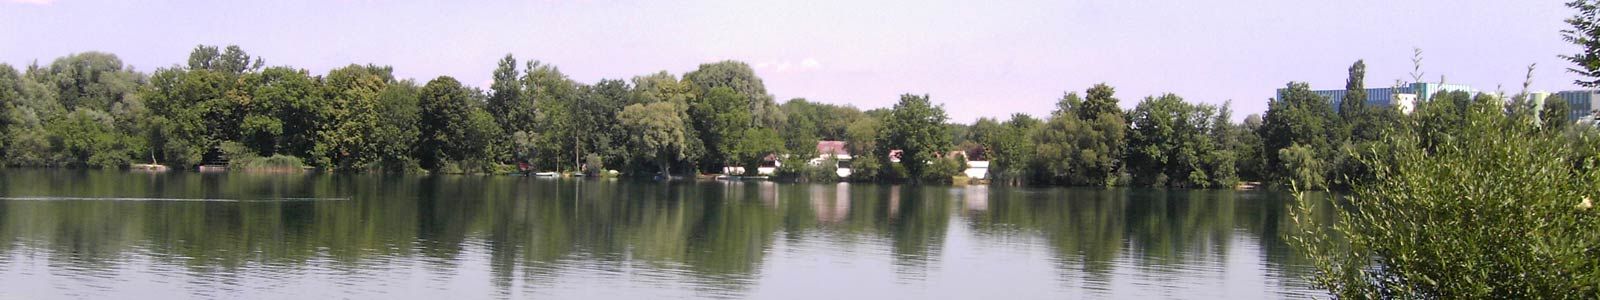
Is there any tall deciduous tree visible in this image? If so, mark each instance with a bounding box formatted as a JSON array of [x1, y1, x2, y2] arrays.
[[619, 101, 690, 176], [689, 86, 751, 172], [417, 76, 479, 171], [1032, 88, 1126, 186], [684, 60, 785, 128], [316, 64, 406, 171], [238, 67, 324, 158], [879, 94, 949, 182], [487, 54, 531, 136], [1258, 82, 1338, 187], [1080, 83, 1122, 121], [187, 45, 263, 75], [1126, 94, 1235, 188]]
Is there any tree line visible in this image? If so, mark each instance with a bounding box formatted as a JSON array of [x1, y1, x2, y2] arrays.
[[0, 45, 1584, 188]]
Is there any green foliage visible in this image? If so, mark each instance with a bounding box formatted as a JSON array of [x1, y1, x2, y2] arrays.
[[684, 60, 785, 128], [689, 86, 752, 171], [879, 94, 950, 182], [315, 64, 414, 172], [186, 45, 263, 75], [731, 128, 784, 176], [1080, 83, 1123, 121], [38, 52, 144, 112], [1031, 89, 1126, 186], [985, 114, 1039, 185], [923, 156, 966, 184], [238, 66, 324, 157], [1339, 60, 1368, 120], [583, 153, 605, 176], [49, 109, 139, 168], [1236, 114, 1268, 181], [1544, 95, 1572, 131], [525, 61, 582, 171], [1291, 95, 1600, 298], [774, 155, 840, 182], [1259, 82, 1339, 188], [619, 101, 690, 176], [1276, 143, 1325, 190], [487, 54, 531, 136], [1125, 94, 1237, 188], [1563, 0, 1600, 88], [416, 76, 500, 173]]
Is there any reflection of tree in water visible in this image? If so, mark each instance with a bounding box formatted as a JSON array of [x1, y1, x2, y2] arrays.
[[968, 187, 1324, 293], [0, 171, 1332, 298]]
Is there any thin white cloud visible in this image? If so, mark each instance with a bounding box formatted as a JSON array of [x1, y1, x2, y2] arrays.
[[7, 0, 56, 5]]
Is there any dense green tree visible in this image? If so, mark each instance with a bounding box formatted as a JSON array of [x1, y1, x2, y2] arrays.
[[1277, 143, 1325, 190], [137, 67, 224, 167], [781, 101, 821, 159], [1236, 114, 1267, 181], [521, 61, 585, 171], [1031, 90, 1126, 186], [1338, 60, 1367, 119], [416, 76, 496, 171], [619, 101, 691, 176], [684, 60, 784, 128], [987, 114, 1039, 185], [689, 87, 752, 172], [843, 116, 883, 180], [315, 64, 396, 169], [628, 71, 702, 172], [1080, 83, 1122, 121], [0, 64, 19, 157], [577, 79, 630, 167], [369, 81, 424, 171], [186, 45, 263, 75], [1125, 94, 1234, 187], [878, 94, 949, 182], [237, 67, 324, 158], [1257, 82, 1338, 187], [487, 54, 534, 137], [778, 98, 866, 157], [38, 52, 145, 113], [48, 109, 139, 168], [731, 128, 784, 176]]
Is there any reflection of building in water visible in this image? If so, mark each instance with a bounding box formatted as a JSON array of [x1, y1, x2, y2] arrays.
[[809, 183, 851, 223], [888, 186, 901, 218], [962, 185, 988, 212], [759, 181, 779, 208]]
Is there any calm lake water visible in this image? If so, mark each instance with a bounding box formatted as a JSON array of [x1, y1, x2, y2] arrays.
[[0, 170, 1325, 299]]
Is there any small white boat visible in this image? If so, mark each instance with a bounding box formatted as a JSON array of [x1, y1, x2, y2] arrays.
[[532, 172, 560, 177]]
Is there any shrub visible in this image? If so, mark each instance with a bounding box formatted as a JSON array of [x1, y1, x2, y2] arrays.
[[584, 153, 605, 176], [1290, 101, 1600, 298], [775, 155, 841, 182]]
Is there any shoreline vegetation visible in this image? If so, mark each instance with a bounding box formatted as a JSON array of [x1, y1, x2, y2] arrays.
[[1, 44, 1481, 189], [1, 1, 1597, 298]]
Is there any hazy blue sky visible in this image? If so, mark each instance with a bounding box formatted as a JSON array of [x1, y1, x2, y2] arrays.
[[0, 0, 1579, 122]]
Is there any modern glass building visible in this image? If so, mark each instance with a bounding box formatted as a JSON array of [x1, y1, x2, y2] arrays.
[[1551, 90, 1600, 122], [1275, 82, 1479, 114]]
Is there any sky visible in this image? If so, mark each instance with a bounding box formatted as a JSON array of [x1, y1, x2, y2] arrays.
[[0, 0, 1581, 122]]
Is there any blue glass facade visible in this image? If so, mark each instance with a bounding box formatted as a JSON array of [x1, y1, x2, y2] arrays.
[[1275, 82, 1479, 112], [1555, 90, 1598, 122]]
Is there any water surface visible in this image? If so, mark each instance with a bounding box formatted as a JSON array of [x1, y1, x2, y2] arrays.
[[0, 170, 1324, 299]]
